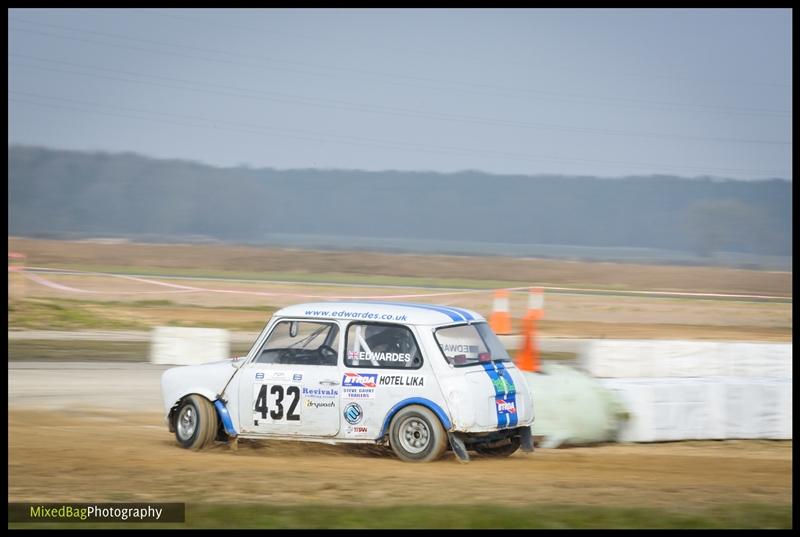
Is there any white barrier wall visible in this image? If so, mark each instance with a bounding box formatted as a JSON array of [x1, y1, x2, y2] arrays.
[[582, 340, 792, 442], [150, 326, 230, 365], [581, 340, 792, 379], [599, 377, 792, 441], [723, 378, 793, 439]]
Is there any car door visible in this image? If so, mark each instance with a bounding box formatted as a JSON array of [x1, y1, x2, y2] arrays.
[[340, 321, 428, 439], [237, 318, 341, 437]]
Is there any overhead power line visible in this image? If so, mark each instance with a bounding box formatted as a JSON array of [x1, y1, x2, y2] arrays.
[[9, 91, 791, 177], [10, 54, 791, 147], [123, 8, 791, 90], [8, 18, 792, 118]]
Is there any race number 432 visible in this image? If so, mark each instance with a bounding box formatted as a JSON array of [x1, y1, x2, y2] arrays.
[[253, 384, 301, 422]]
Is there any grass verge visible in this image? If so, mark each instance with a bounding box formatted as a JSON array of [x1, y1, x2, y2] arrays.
[[8, 298, 274, 331], [26, 263, 529, 290], [19, 263, 793, 302]]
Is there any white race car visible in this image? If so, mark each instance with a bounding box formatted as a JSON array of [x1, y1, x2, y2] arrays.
[[161, 301, 535, 462]]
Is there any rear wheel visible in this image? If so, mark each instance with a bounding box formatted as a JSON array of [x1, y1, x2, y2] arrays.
[[388, 405, 448, 462], [175, 395, 218, 450], [474, 437, 521, 457]]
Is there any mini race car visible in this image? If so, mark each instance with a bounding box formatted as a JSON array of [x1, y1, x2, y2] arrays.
[[161, 301, 535, 462]]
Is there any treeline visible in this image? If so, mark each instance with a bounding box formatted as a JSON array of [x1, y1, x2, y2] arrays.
[[8, 146, 792, 256]]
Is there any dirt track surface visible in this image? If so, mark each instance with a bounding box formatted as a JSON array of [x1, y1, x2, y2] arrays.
[[9, 237, 792, 297], [8, 409, 791, 511], [8, 237, 792, 341], [9, 272, 793, 340], [8, 362, 167, 410]]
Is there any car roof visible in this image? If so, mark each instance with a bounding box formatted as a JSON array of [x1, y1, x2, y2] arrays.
[[273, 301, 485, 326]]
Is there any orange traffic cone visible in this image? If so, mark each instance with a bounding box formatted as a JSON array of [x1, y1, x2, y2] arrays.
[[516, 288, 544, 372], [525, 287, 544, 321], [488, 289, 512, 335]]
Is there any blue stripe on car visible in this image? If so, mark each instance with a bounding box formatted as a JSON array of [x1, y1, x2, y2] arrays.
[[481, 362, 506, 427], [482, 360, 520, 428], [495, 361, 519, 427], [446, 306, 475, 321], [359, 301, 466, 322]]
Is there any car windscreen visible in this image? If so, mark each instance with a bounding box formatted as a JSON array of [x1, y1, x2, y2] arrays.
[[434, 322, 511, 367], [255, 320, 339, 366]]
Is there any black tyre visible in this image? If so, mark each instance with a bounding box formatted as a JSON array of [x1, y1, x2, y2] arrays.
[[174, 395, 218, 450], [388, 405, 448, 462], [474, 436, 521, 457]]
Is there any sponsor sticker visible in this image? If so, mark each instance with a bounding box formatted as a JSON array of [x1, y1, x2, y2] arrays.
[[377, 375, 425, 387], [347, 350, 412, 363], [341, 372, 378, 398], [346, 425, 369, 436], [496, 399, 517, 414], [442, 344, 480, 354], [343, 403, 363, 425], [305, 399, 335, 409], [302, 387, 338, 399], [343, 388, 375, 399], [304, 309, 408, 322], [492, 376, 515, 394], [342, 372, 378, 387], [254, 371, 302, 382]]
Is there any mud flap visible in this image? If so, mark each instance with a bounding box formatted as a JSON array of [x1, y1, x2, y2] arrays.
[[213, 399, 238, 438], [448, 432, 470, 463], [520, 426, 534, 452]]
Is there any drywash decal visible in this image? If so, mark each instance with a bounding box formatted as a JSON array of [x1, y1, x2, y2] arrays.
[[305, 399, 335, 409]]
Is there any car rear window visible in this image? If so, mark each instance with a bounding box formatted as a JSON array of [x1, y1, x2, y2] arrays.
[[434, 322, 511, 367]]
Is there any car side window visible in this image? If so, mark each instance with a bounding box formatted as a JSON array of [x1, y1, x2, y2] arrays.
[[345, 323, 422, 369], [255, 320, 339, 366]]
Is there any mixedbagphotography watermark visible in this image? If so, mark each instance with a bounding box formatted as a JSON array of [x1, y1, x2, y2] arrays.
[[8, 503, 185, 523]]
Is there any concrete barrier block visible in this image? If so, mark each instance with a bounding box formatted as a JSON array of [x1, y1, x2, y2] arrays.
[[150, 326, 230, 365], [582, 340, 791, 379], [599, 379, 657, 442], [600, 377, 791, 442]]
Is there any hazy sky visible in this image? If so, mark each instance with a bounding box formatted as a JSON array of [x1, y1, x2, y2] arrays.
[[8, 8, 792, 179]]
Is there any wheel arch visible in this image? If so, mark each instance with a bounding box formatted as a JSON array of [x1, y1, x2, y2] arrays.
[[378, 398, 452, 439]]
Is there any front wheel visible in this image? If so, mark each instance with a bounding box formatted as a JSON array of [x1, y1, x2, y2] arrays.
[[174, 395, 218, 450], [388, 405, 448, 462], [474, 437, 521, 457]]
